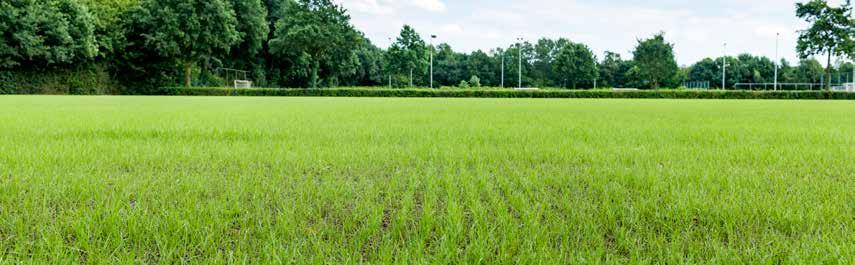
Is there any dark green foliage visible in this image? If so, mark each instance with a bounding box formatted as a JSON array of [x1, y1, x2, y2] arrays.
[[796, 0, 854, 89], [224, 0, 269, 84], [347, 38, 387, 86], [387, 25, 428, 87], [78, 0, 141, 58], [133, 0, 240, 87], [0, 0, 97, 69], [0, 65, 117, 94], [553, 42, 598, 89], [632, 33, 679, 89], [598, 52, 631, 88], [269, 0, 360, 88]]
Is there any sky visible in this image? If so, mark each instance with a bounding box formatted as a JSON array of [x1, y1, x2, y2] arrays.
[[335, 0, 851, 66]]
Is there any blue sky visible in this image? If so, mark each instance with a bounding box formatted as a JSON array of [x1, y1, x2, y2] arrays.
[[336, 0, 851, 65]]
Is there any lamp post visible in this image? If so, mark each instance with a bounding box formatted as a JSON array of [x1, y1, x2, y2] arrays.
[[501, 49, 505, 88], [774, 33, 779, 91], [430, 35, 437, 89], [388, 37, 393, 88], [722, 42, 727, 90], [593, 57, 597, 89], [517, 37, 524, 89]]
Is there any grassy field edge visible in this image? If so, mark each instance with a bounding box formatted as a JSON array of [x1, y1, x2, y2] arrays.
[[147, 87, 855, 100]]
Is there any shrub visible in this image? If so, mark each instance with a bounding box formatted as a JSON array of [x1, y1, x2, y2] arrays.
[[469, 76, 481, 88], [152, 87, 855, 100]]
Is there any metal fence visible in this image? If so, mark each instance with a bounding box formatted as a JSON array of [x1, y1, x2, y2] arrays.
[[734, 83, 847, 90]]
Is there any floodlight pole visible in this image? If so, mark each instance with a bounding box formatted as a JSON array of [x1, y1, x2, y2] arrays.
[[517, 37, 523, 89], [430, 35, 436, 89], [501, 50, 505, 88], [722, 42, 727, 90], [388, 37, 393, 88], [593, 57, 597, 89], [774, 33, 779, 91]]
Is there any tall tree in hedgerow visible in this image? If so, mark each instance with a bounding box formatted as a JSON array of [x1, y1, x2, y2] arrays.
[[226, 0, 269, 84], [795, 0, 854, 90], [269, 0, 360, 89], [133, 0, 240, 87], [387, 25, 428, 87], [553, 42, 598, 89], [632, 33, 679, 89]]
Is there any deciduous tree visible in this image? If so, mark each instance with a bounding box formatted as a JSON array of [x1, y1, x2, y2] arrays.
[[796, 0, 854, 89], [632, 33, 678, 89], [134, 0, 239, 87]]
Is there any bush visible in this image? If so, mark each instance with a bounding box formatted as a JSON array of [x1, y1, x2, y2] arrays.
[[0, 65, 119, 95], [151, 87, 855, 100], [469, 76, 481, 88]]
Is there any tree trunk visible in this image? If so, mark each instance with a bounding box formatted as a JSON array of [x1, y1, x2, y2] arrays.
[[311, 60, 320, 89], [184, 61, 193, 88], [826, 53, 832, 90]]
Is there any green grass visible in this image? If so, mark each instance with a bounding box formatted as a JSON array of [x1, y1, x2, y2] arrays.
[[0, 96, 853, 264]]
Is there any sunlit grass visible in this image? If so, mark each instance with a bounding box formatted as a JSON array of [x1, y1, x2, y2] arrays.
[[0, 96, 852, 263]]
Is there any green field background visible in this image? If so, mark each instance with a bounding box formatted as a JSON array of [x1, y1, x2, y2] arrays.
[[0, 96, 853, 263]]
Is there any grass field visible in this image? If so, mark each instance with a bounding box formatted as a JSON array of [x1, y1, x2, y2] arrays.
[[0, 96, 853, 264]]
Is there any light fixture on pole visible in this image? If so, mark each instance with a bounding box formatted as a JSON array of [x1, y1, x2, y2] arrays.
[[593, 56, 597, 89], [722, 42, 727, 90], [388, 37, 393, 88], [501, 49, 505, 88], [517, 37, 523, 89], [774, 33, 779, 91], [430, 35, 437, 89]]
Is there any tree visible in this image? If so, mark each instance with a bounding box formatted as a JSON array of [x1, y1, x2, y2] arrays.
[[79, 0, 141, 58], [226, 0, 269, 84], [504, 42, 536, 87], [269, 0, 359, 88], [531, 38, 570, 87], [387, 25, 427, 87], [795, 59, 826, 88], [133, 0, 239, 87], [632, 33, 679, 89], [466, 50, 499, 87], [688, 58, 720, 88], [349, 38, 386, 86], [796, 0, 854, 89], [553, 42, 597, 89], [468, 75, 481, 87], [433, 43, 463, 86], [0, 0, 97, 69], [599, 51, 628, 88]]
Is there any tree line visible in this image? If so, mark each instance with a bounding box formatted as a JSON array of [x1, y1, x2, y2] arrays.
[[0, 0, 852, 93]]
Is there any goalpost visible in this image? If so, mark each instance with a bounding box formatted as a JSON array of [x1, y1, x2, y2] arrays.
[[217, 68, 252, 88]]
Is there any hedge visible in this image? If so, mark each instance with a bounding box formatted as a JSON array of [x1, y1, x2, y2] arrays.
[[0, 65, 120, 95], [145, 87, 855, 100]]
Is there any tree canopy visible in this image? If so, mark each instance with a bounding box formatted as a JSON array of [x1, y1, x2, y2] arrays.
[[0, 0, 97, 69], [553, 42, 598, 89], [269, 0, 360, 88], [133, 0, 239, 87], [632, 33, 679, 89], [796, 0, 854, 89], [387, 25, 428, 87]]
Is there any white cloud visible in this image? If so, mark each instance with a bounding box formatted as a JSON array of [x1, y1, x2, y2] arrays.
[[337, 0, 446, 14], [410, 0, 447, 12], [439, 24, 464, 35]]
